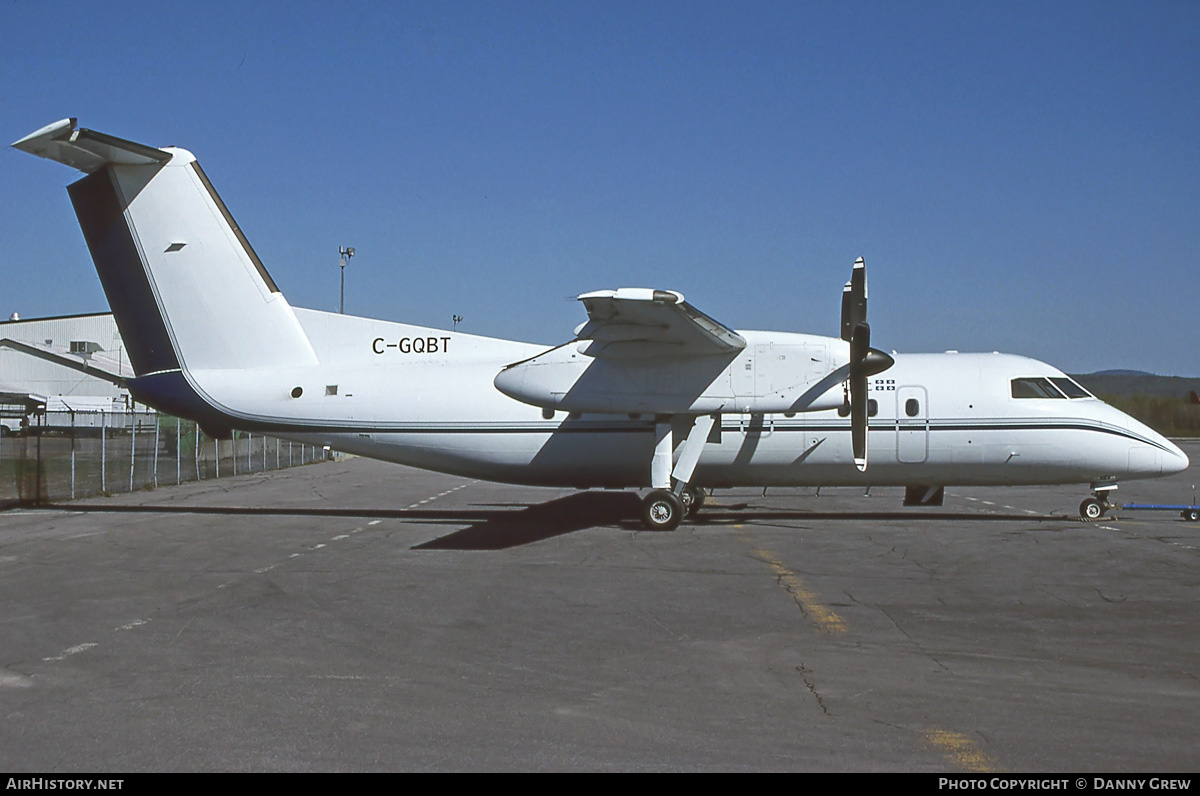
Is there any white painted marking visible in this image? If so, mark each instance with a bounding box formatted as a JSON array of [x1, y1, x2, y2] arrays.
[[115, 619, 149, 631], [43, 642, 98, 662], [331, 534, 350, 541], [405, 480, 476, 511], [368, 520, 382, 526]]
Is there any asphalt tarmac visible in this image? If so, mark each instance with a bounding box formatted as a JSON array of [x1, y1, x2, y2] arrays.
[[1, 440, 1197, 771]]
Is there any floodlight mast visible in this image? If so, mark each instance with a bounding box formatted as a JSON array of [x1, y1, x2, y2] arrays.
[[338, 246, 355, 314]]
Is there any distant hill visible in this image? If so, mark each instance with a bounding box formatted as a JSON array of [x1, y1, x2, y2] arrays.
[[1070, 372, 1200, 399], [1089, 369, 1154, 377], [1070, 372, 1200, 437]]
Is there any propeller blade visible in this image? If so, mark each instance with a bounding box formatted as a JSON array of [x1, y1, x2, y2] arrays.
[[840, 256, 867, 342], [839, 257, 893, 472], [850, 322, 870, 471]]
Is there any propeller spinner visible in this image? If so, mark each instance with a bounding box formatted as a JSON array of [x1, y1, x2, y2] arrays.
[[840, 258, 895, 471]]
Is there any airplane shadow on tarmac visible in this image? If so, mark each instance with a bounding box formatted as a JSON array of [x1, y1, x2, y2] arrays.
[[19, 493, 1078, 551]]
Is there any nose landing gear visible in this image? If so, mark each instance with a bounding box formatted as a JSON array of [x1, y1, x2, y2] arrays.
[[1080, 482, 1118, 520], [1079, 497, 1110, 520]]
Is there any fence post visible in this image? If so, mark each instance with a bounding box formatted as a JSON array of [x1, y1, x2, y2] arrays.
[[129, 406, 136, 492], [194, 422, 200, 481], [153, 412, 160, 488], [247, 433, 252, 472], [215, 436, 220, 479], [176, 418, 181, 485], [70, 410, 76, 500], [101, 410, 106, 493], [35, 412, 43, 504]]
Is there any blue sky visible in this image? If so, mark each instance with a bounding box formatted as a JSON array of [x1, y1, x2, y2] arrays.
[[3, 0, 1197, 375]]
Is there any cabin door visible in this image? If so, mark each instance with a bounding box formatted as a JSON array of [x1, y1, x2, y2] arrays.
[[896, 386, 928, 463]]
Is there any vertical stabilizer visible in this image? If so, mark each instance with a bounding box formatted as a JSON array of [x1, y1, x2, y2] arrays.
[[14, 119, 318, 378]]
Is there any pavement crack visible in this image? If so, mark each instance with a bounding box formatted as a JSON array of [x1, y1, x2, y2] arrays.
[[795, 663, 830, 716], [1093, 586, 1127, 603], [878, 604, 950, 673]]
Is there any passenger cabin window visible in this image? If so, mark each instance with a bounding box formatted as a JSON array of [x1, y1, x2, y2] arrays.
[[1011, 378, 1065, 399], [1049, 377, 1092, 399], [867, 399, 878, 417], [905, 398, 920, 417]]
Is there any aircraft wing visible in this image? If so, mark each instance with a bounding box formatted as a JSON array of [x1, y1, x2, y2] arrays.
[[12, 118, 170, 174], [574, 288, 746, 358]]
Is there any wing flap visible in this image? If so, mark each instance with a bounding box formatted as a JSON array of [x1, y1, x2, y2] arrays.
[[13, 118, 170, 173], [575, 288, 745, 358]]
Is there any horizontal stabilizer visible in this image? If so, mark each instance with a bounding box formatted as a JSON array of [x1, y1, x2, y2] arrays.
[[12, 118, 170, 174]]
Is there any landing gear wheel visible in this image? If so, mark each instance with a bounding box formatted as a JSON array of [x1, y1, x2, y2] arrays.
[[1079, 498, 1106, 520], [642, 489, 684, 531], [679, 485, 706, 518], [1183, 508, 1200, 522]]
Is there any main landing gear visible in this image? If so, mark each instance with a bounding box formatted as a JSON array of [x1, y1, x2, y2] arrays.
[[640, 416, 715, 530], [641, 485, 706, 531]]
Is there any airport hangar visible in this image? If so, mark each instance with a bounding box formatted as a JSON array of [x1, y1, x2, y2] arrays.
[[0, 311, 136, 434]]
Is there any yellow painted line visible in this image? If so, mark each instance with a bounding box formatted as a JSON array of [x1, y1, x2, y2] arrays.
[[923, 729, 998, 772], [753, 548, 846, 633]]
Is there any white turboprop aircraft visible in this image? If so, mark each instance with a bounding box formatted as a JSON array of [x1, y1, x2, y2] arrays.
[[13, 119, 1189, 529]]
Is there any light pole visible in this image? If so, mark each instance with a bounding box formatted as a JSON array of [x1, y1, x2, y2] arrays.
[[338, 246, 355, 314]]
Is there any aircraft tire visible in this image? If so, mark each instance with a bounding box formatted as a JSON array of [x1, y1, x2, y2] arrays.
[[679, 485, 706, 517], [1183, 509, 1200, 522], [1079, 498, 1105, 520], [642, 489, 684, 531]]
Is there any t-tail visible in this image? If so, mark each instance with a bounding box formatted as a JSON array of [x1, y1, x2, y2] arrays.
[[13, 119, 317, 432]]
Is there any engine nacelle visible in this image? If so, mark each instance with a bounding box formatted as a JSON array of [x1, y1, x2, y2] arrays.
[[494, 335, 850, 415]]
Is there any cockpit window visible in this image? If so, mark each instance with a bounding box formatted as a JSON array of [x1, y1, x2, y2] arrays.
[[1049, 377, 1093, 399], [1011, 377, 1066, 399]]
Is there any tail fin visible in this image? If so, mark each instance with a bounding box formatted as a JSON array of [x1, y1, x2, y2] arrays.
[[13, 119, 317, 378]]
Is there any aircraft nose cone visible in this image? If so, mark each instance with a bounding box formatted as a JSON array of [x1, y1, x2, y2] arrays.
[[1164, 440, 1190, 475]]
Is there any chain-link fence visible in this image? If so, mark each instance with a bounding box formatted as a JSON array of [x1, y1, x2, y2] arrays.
[[0, 409, 327, 505]]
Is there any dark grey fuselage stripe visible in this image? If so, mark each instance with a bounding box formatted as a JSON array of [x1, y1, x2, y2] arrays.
[[721, 420, 1172, 453], [127, 372, 1167, 454]]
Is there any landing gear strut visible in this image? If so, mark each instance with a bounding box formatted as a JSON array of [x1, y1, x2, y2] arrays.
[[640, 415, 716, 530]]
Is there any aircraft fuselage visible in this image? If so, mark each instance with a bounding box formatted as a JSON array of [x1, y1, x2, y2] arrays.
[[132, 309, 1187, 491]]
